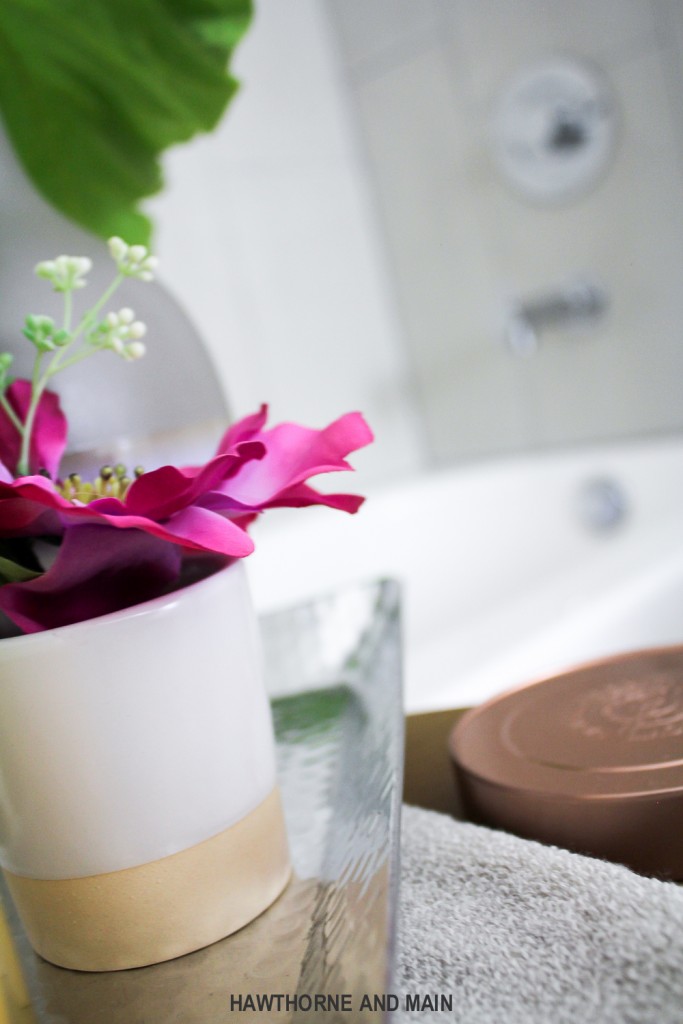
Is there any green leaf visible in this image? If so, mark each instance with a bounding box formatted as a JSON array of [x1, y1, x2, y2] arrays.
[[0, 0, 253, 243], [0, 556, 42, 584]]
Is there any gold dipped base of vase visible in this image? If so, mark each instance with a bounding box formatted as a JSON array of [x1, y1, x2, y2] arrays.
[[3, 788, 291, 972]]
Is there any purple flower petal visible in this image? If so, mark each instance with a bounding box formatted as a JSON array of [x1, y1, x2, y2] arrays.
[[76, 499, 255, 557], [0, 476, 77, 535], [219, 411, 373, 507], [149, 505, 255, 555], [124, 445, 264, 520], [123, 458, 235, 519], [0, 477, 66, 536], [258, 481, 365, 513], [0, 525, 181, 633], [95, 504, 255, 556], [215, 405, 268, 452]]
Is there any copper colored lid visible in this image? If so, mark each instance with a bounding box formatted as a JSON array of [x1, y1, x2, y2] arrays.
[[449, 646, 683, 879]]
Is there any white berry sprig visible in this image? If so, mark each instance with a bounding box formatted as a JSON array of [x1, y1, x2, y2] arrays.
[[35, 256, 92, 293], [108, 237, 158, 281], [0, 238, 157, 476], [88, 308, 147, 361]]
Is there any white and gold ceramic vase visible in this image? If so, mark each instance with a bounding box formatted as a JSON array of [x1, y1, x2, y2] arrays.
[[0, 561, 290, 971]]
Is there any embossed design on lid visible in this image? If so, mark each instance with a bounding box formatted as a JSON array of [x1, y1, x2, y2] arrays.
[[570, 677, 683, 743]]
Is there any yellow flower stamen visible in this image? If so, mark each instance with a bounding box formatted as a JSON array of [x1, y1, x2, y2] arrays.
[[56, 464, 144, 505]]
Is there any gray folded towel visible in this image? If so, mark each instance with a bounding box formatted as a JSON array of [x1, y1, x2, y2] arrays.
[[396, 805, 683, 1024]]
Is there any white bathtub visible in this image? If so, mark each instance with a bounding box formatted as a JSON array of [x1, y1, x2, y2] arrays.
[[247, 436, 683, 713]]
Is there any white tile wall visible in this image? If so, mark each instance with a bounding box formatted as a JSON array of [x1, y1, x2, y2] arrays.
[[348, 43, 533, 457], [328, 0, 440, 81], [445, 0, 659, 99]]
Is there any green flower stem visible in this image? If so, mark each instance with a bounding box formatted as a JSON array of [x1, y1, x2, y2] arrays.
[[16, 352, 45, 476], [0, 392, 23, 434], [71, 272, 124, 343], [15, 272, 127, 473], [48, 272, 124, 377], [63, 288, 72, 333], [47, 343, 105, 375]]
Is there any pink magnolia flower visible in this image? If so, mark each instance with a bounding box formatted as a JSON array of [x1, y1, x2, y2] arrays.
[[0, 386, 372, 633]]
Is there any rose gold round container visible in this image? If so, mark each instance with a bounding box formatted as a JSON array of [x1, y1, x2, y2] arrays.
[[449, 645, 683, 879]]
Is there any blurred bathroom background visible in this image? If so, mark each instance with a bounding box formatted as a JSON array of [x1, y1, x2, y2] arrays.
[[150, 0, 683, 485]]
